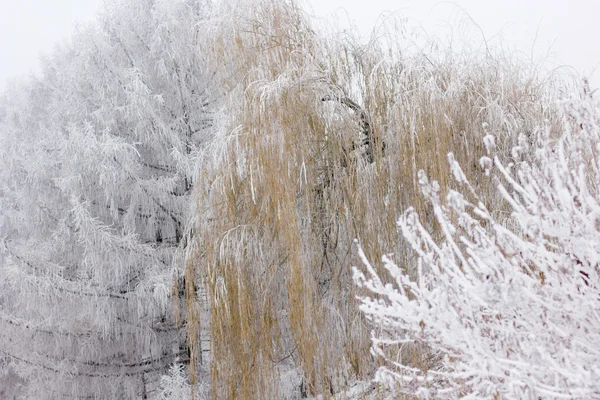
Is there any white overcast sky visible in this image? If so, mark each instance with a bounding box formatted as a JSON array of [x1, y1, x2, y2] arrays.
[[1, 0, 599, 91]]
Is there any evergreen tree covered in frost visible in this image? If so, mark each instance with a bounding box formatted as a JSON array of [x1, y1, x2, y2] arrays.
[[355, 86, 600, 399], [0, 0, 217, 397]]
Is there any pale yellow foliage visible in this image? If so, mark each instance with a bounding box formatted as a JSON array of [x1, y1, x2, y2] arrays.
[[185, 1, 564, 398]]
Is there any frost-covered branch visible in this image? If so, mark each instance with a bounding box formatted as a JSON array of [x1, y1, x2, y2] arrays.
[[355, 89, 600, 399]]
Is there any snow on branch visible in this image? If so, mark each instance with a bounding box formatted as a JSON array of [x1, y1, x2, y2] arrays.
[[354, 89, 600, 399]]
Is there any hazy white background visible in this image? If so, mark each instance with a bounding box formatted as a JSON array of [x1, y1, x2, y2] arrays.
[[0, 0, 101, 91], [1, 0, 599, 91]]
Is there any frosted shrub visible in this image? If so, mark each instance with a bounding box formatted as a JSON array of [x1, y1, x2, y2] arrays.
[[355, 89, 600, 399], [159, 364, 208, 400]]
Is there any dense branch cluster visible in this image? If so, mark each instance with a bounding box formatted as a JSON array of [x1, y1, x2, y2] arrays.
[[355, 90, 600, 398]]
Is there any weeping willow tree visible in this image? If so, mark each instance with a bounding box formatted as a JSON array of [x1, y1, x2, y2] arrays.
[[188, 1, 563, 398]]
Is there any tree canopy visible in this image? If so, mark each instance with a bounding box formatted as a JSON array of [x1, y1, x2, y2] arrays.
[[0, 0, 218, 397]]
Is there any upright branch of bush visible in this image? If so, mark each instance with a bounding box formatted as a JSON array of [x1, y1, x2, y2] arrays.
[[355, 87, 600, 398], [0, 0, 217, 397]]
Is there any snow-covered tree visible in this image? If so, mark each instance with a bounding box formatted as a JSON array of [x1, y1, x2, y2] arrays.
[[187, 0, 562, 397], [0, 0, 217, 397], [355, 85, 600, 398]]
